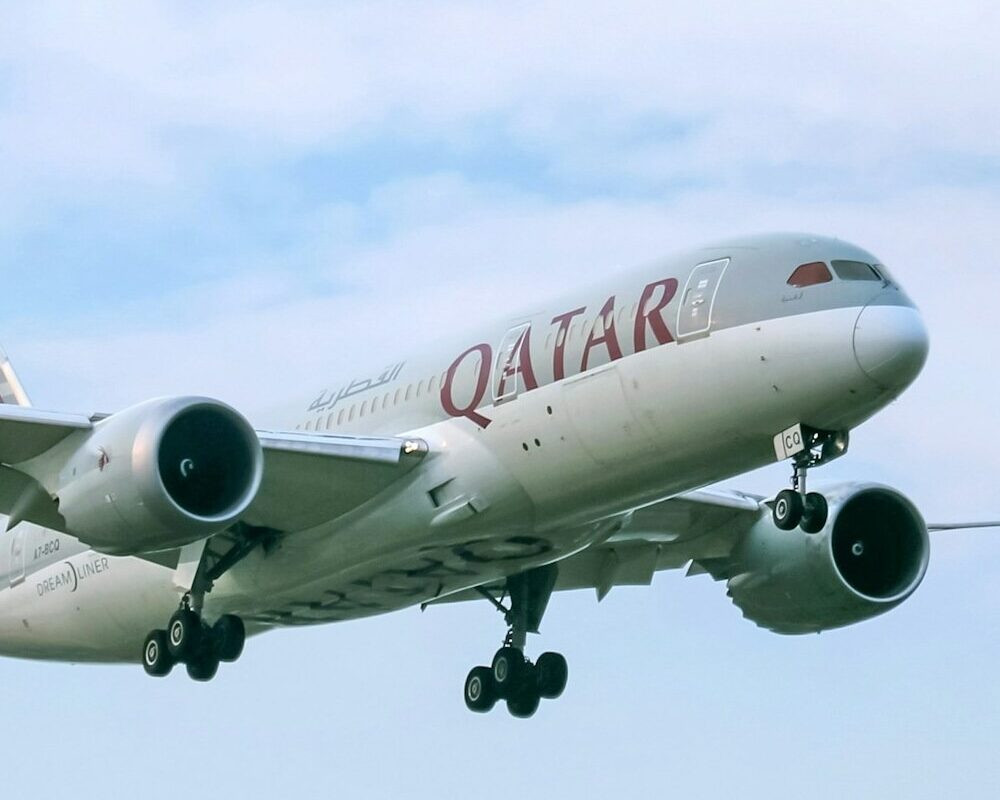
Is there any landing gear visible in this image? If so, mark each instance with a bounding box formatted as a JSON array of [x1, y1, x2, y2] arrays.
[[773, 489, 804, 531], [167, 608, 202, 661], [464, 667, 498, 713], [771, 427, 847, 534], [536, 651, 569, 699], [800, 492, 829, 535], [140, 522, 277, 682], [142, 630, 175, 678], [186, 649, 221, 682], [463, 565, 568, 719], [144, 603, 247, 682]]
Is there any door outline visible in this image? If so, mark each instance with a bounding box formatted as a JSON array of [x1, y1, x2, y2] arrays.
[[9, 527, 26, 587], [676, 258, 731, 340], [493, 323, 532, 405]]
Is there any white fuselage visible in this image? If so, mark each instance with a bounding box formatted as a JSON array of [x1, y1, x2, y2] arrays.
[[0, 233, 925, 662]]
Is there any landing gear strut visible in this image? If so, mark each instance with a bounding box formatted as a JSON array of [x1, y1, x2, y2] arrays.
[[141, 523, 277, 681], [771, 427, 847, 534], [464, 565, 568, 718]]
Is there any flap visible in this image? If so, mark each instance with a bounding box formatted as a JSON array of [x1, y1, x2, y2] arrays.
[[243, 431, 428, 531]]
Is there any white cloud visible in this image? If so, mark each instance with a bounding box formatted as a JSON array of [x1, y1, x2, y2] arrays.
[[1, 0, 997, 204]]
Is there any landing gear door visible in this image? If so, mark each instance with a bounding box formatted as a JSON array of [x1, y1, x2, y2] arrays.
[[676, 258, 730, 340], [9, 527, 26, 588], [493, 323, 532, 405]]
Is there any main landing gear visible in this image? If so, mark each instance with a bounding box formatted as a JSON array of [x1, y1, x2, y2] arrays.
[[142, 602, 246, 681], [141, 523, 278, 682], [464, 564, 568, 719], [771, 427, 849, 534]]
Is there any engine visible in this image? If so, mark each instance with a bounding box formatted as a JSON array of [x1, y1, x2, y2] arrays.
[[726, 483, 929, 633], [32, 397, 263, 555]]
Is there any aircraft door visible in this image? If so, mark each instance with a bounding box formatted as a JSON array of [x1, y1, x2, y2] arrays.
[[493, 323, 532, 405], [676, 258, 730, 339], [9, 527, 26, 587]]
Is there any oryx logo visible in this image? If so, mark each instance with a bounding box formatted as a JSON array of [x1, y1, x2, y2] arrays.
[[98, 448, 110, 472]]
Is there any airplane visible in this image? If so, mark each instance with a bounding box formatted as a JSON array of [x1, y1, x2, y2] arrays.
[[0, 232, 995, 719]]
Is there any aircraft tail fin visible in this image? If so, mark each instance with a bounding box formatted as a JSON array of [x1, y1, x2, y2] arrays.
[[0, 346, 32, 407]]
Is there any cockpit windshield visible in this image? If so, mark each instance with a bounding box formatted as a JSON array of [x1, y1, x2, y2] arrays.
[[787, 259, 889, 288], [787, 262, 833, 288], [831, 260, 883, 282]]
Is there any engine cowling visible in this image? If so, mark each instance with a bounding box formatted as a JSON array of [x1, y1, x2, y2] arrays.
[[726, 483, 929, 634], [37, 397, 263, 555]]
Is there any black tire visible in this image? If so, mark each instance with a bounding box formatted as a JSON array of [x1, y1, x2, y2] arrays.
[[491, 646, 526, 698], [212, 615, 246, 663], [167, 609, 202, 661], [800, 492, 829, 534], [536, 652, 568, 699], [186, 651, 220, 682], [142, 630, 174, 678], [464, 666, 497, 713], [506, 664, 541, 719], [773, 489, 804, 530]]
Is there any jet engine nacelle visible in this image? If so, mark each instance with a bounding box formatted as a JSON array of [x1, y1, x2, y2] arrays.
[[726, 483, 929, 634], [32, 397, 263, 555]]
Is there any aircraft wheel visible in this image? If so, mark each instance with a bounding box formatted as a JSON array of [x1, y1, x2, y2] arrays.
[[800, 492, 829, 534], [186, 650, 220, 682], [492, 646, 526, 698], [142, 630, 175, 678], [506, 664, 541, 719], [212, 615, 246, 663], [536, 652, 568, 699], [167, 609, 203, 661], [464, 666, 498, 713], [773, 489, 804, 531]]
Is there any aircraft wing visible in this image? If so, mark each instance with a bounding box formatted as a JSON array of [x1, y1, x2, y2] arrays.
[[0, 405, 427, 536], [0, 405, 93, 463], [552, 489, 764, 599], [429, 488, 766, 606], [927, 522, 1000, 531], [246, 431, 426, 531], [435, 491, 1000, 606]]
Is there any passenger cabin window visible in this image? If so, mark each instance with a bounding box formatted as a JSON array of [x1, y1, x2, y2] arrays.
[[787, 261, 833, 288], [831, 260, 882, 282]]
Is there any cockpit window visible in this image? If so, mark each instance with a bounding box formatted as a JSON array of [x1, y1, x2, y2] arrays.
[[787, 261, 833, 288], [832, 260, 882, 282]]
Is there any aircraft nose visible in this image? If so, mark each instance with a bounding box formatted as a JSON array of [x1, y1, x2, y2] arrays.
[[853, 298, 929, 391]]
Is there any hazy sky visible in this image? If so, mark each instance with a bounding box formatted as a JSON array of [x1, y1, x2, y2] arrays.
[[1, 3, 998, 798]]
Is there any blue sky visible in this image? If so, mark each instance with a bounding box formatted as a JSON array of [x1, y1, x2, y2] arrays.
[[1, 2, 999, 798]]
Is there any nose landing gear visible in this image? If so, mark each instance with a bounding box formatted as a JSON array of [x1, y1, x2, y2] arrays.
[[771, 427, 846, 534], [464, 565, 568, 719]]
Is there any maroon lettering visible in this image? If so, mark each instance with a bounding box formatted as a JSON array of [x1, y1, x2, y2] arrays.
[[441, 343, 493, 428], [550, 307, 586, 381], [634, 278, 679, 352], [581, 296, 624, 371], [496, 327, 539, 398]]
